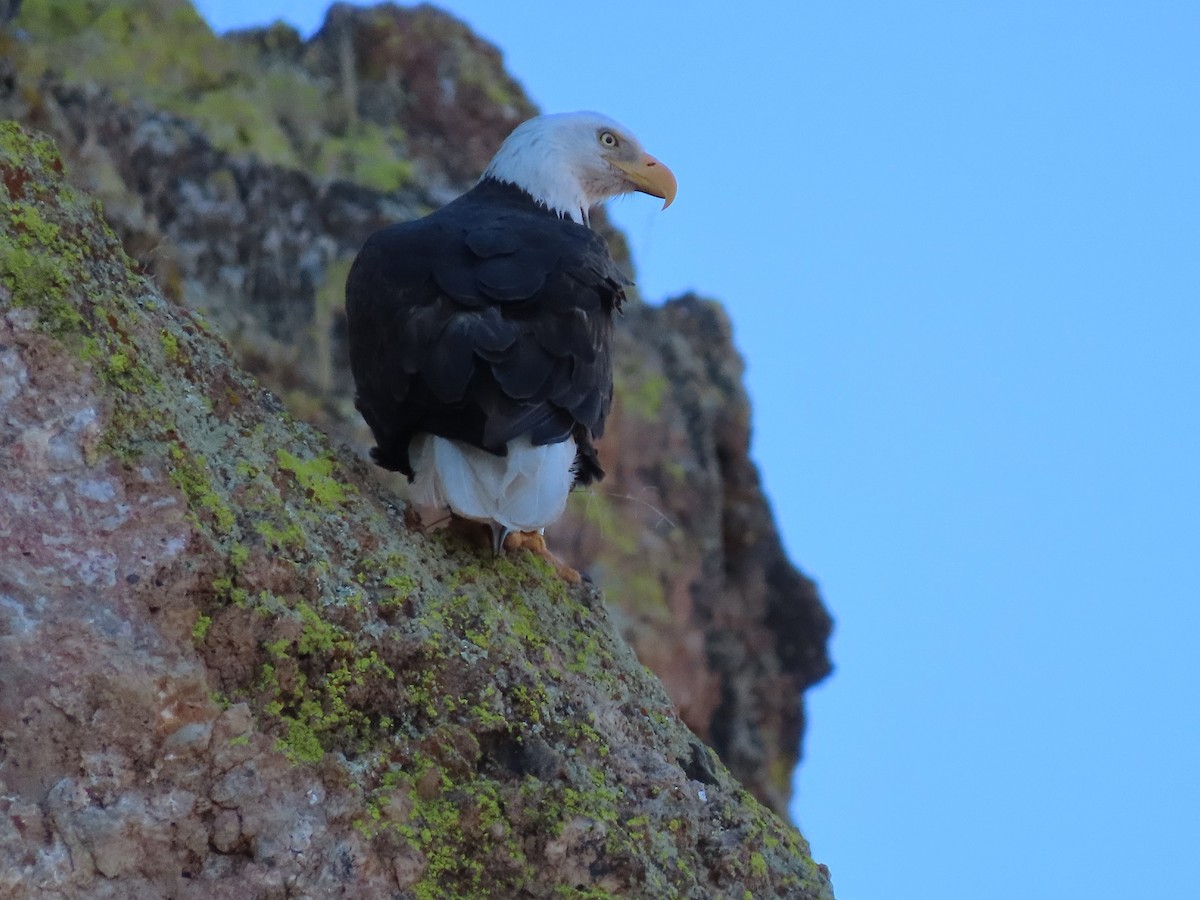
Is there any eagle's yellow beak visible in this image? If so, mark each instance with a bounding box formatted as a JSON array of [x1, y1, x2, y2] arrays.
[[613, 153, 677, 209]]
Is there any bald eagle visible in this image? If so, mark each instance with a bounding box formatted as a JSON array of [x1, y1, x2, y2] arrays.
[[346, 112, 676, 580]]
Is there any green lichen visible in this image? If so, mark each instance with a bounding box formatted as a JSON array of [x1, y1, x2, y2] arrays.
[[315, 124, 414, 193], [11, 1, 418, 189], [277, 715, 325, 765], [276, 448, 353, 506], [0, 141, 87, 338], [750, 852, 769, 878], [380, 572, 418, 608], [8, 201, 64, 247], [254, 518, 305, 551], [248, 590, 399, 766], [356, 757, 531, 899], [186, 88, 297, 167], [14, 1, 243, 107], [572, 491, 638, 556], [229, 542, 249, 569], [662, 459, 688, 485], [553, 889, 618, 900], [0, 242, 81, 334], [0, 121, 66, 171], [168, 445, 237, 532], [616, 371, 668, 421], [160, 328, 184, 364], [192, 614, 213, 643], [1, 122, 180, 471]]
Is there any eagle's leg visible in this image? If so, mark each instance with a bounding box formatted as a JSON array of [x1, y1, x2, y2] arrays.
[[503, 530, 582, 584], [489, 522, 510, 557]]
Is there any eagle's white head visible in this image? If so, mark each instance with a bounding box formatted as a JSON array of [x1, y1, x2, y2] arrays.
[[483, 111, 677, 225]]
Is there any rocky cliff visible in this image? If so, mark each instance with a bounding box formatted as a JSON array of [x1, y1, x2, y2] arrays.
[[0, 119, 834, 899], [1, 0, 832, 818]]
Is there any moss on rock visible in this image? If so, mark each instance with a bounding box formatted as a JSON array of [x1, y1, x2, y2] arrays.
[[9, 0, 417, 187]]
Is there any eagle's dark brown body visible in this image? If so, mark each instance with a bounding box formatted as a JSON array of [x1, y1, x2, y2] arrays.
[[345, 177, 628, 489]]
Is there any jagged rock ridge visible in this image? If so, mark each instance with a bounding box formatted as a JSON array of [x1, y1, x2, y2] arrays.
[[0, 0, 833, 814]]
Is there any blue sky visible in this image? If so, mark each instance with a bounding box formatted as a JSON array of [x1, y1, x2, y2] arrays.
[[195, 3, 1200, 897]]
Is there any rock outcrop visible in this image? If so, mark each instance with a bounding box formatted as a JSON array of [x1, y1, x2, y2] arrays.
[[0, 0, 833, 815], [0, 120, 834, 898]]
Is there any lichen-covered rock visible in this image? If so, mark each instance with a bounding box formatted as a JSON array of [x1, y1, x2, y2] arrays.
[[302, 2, 539, 196], [1, 0, 833, 817], [552, 298, 834, 812], [0, 121, 834, 898]]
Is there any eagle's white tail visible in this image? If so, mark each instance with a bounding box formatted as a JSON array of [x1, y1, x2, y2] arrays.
[[410, 434, 576, 532]]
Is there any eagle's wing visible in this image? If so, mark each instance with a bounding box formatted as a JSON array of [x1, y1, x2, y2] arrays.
[[345, 182, 628, 484]]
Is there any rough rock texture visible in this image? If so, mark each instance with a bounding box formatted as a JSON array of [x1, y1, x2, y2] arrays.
[[564, 301, 834, 812], [0, 121, 834, 899], [0, 0, 833, 814]]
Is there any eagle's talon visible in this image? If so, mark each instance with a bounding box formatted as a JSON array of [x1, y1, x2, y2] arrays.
[[504, 531, 582, 584]]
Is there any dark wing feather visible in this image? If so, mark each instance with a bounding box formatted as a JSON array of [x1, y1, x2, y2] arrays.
[[345, 178, 627, 483], [476, 256, 548, 301]]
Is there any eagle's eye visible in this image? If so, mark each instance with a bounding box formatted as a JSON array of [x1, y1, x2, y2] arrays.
[[599, 131, 619, 148]]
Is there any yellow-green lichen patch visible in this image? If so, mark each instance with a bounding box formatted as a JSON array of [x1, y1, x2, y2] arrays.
[[1, 123, 191, 471], [188, 87, 297, 167], [245, 589, 400, 766], [191, 614, 213, 644], [314, 124, 415, 194], [614, 365, 669, 422], [276, 448, 354, 506], [13, 1, 244, 109], [356, 755, 530, 899], [160, 328, 185, 365], [253, 518, 306, 553], [571, 490, 638, 556], [277, 714, 325, 765], [378, 572, 418, 610], [750, 851, 769, 878], [6, 139, 424, 775], [567, 485, 686, 631], [168, 445, 237, 533], [11, 1, 418, 189], [1, 130, 98, 339], [0, 241, 81, 334]]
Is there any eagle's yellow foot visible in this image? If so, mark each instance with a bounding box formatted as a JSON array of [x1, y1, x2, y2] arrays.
[[503, 531, 581, 584]]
